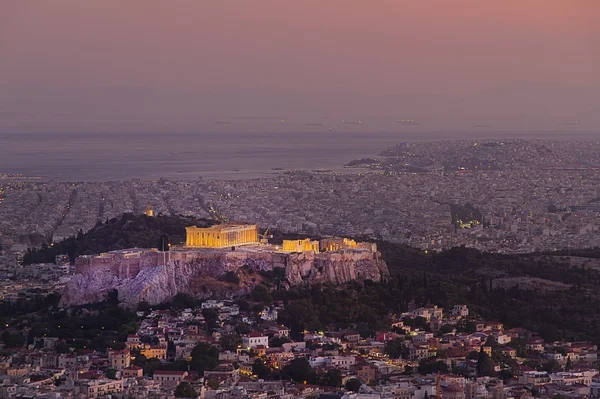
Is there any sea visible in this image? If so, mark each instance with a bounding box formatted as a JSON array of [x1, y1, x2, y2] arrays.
[[0, 131, 598, 181]]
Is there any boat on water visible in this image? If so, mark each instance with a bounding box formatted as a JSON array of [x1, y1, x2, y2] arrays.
[[396, 120, 420, 126], [558, 121, 580, 126]]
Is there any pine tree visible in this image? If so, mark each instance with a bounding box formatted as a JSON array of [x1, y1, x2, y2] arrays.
[[565, 357, 573, 371], [477, 345, 486, 376]]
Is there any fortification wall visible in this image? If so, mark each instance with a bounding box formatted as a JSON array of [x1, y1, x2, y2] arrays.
[[75, 251, 161, 279], [61, 247, 388, 308]]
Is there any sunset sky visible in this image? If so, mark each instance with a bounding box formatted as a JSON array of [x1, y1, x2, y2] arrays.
[[1, 1, 599, 131]]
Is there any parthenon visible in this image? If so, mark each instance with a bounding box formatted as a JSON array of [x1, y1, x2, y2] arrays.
[[185, 224, 258, 248]]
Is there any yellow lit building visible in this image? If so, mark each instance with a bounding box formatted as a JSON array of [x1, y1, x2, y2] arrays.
[[185, 224, 258, 248], [145, 204, 154, 217], [320, 237, 358, 252], [320, 237, 377, 252], [140, 345, 167, 360], [109, 349, 131, 370], [282, 239, 320, 253]]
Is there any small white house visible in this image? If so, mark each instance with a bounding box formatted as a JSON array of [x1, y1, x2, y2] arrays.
[[242, 331, 269, 349]]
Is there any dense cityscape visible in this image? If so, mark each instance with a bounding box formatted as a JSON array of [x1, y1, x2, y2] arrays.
[[2, 1, 600, 397], [2, 140, 600, 259], [2, 294, 600, 399], [1, 139, 600, 398]]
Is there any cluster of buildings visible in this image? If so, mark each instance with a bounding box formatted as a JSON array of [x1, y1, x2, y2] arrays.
[[0, 255, 71, 303], [2, 299, 600, 399], [184, 223, 376, 253]]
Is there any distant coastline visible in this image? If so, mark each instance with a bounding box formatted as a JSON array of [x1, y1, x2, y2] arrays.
[[1, 131, 599, 182]]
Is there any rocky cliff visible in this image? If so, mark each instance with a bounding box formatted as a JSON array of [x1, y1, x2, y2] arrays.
[[60, 248, 388, 308]]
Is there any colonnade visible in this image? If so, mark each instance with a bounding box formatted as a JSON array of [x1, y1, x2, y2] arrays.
[[185, 225, 258, 248]]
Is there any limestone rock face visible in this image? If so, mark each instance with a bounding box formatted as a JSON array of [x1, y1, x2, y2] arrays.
[[59, 249, 388, 308], [59, 268, 122, 306]]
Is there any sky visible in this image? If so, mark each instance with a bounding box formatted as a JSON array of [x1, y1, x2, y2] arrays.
[[1, 1, 599, 132]]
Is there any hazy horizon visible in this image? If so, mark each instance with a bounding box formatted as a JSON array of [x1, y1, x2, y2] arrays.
[[1, 1, 599, 133]]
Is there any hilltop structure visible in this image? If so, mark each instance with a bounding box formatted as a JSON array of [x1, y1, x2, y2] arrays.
[[281, 237, 376, 253], [185, 224, 258, 248], [320, 237, 376, 252], [62, 224, 387, 308], [144, 204, 154, 217], [282, 238, 320, 252]]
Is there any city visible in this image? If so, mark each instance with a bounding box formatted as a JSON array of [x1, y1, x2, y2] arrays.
[[2, 1, 600, 398], [2, 139, 600, 398], [2, 140, 600, 260]]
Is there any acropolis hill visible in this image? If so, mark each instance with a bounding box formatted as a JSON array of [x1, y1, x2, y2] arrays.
[[60, 223, 388, 308]]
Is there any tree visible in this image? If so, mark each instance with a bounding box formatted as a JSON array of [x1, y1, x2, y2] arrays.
[[175, 382, 198, 398], [539, 324, 560, 343], [319, 369, 342, 387], [477, 347, 496, 377], [280, 357, 314, 384], [252, 359, 271, 379], [345, 378, 362, 392], [118, 322, 139, 340], [220, 334, 242, 351], [478, 357, 496, 377], [542, 359, 561, 374], [565, 357, 573, 371], [385, 338, 407, 359], [464, 321, 478, 334], [498, 369, 514, 382], [137, 301, 151, 312], [202, 308, 219, 333], [172, 293, 197, 309], [252, 284, 272, 304], [222, 271, 240, 284], [190, 343, 219, 374], [418, 358, 449, 375], [1, 332, 25, 348], [106, 289, 119, 306], [105, 368, 117, 379], [56, 342, 71, 354], [270, 336, 290, 348], [235, 322, 251, 335], [437, 324, 455, 335], [207, 379, 220, 389], [476, 346, 486, 375]]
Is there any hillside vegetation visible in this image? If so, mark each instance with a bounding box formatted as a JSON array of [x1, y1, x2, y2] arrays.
[[23, 213, 214, 265]]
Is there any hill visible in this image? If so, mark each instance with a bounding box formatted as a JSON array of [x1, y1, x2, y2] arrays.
[[23, 213, 215, 265]]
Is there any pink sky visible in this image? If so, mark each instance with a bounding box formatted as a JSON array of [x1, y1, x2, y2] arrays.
[[2, 0, 599, 95]]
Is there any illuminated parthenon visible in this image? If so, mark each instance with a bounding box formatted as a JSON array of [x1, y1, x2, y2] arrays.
[[185, 224, 258, 248]]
